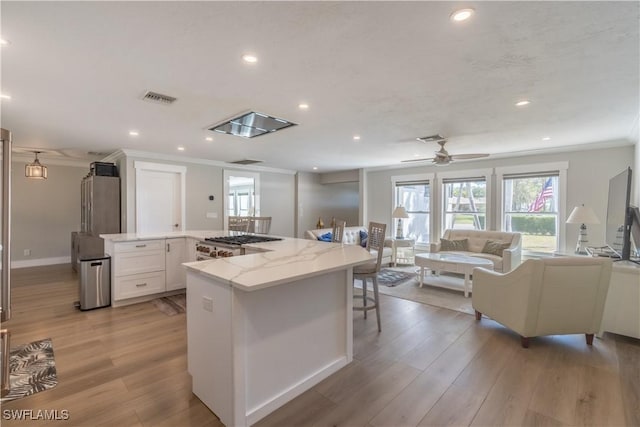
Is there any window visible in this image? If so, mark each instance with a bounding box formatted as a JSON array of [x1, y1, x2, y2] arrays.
[[394, 180, 430, 244], [442, 177, 486, 231], [502, 173, 559, 253]]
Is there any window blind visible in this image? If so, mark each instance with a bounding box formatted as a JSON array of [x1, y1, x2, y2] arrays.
[[502, 171, 559, 179]]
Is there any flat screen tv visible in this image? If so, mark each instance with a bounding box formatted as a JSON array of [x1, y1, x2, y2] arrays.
[[605, 167, 639, 262]]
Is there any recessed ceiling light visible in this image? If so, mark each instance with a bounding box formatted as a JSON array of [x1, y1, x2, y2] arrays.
[[0, 39, 10, 46], [312, 166, 318, 170], [542, 136, 551, 141], [177, 146, 185, 151], [242, 54, 258, 63], [128, 130, 139, 136], [353, 135, 361, 140], [515, 100, 531, 107], [414, 154, 421, 157], [205, 136, 213, 142], [0, 94, 11, 100], [450, 8, 475, 22], [298, 103, 309, 110]]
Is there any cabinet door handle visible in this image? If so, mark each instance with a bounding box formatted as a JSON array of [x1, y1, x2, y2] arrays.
[[135, 244, 147, 248], [136, 283, 147, 287], [167, 243, 171, 253]]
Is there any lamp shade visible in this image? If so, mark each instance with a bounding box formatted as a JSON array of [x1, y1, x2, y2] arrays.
[[25, 152, 48, 179], [392, 206, 409, 219], [566, 205, 599, 224]]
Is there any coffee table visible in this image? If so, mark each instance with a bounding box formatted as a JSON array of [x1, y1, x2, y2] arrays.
[[415, 253, 494, 297]]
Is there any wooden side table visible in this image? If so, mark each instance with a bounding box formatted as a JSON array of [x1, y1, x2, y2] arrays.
[[390, 238, 415, 266]]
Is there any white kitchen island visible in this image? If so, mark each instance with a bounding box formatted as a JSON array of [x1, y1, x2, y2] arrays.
[[183, 236, 373, 427]]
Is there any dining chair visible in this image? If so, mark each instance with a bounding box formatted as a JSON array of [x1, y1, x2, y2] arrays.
[[332, 220, 347, 243], [353, 221, 386, 332], [249, 216, 272, 234]]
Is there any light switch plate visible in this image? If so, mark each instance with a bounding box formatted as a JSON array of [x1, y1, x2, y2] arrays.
[[202, 296, 213, 312], [206, 212, 218, 219]]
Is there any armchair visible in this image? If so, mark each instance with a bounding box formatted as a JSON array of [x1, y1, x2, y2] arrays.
[[473, 257, 612, 348]]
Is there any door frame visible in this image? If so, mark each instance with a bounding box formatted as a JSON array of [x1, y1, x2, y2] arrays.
[[134, 161, 187, 233], [223, 170, 260, 230]]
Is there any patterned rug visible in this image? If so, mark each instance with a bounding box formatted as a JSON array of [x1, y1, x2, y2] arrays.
[[355, 267, 474, 315], [376, 268, 416, 287], [151, 293, 186, 316], [1, 338, 57, 402]]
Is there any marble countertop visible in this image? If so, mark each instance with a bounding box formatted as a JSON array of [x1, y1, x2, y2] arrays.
[[101, 230, 217, 242], [101, 230, 374, 291]]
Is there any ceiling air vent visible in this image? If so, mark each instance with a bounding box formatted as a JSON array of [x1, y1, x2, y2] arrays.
[[141, 90, 177, 105], [228, 159, 263, 165], [209, 111, 297, 138]]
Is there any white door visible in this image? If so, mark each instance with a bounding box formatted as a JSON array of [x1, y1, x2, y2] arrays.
[[136, 169, 182, 233]]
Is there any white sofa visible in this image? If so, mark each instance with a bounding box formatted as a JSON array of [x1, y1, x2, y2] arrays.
[[305, 226, 393, 266], [430, 229, 522, 273]]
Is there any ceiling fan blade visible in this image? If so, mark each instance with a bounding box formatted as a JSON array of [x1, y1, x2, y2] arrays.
[[401, 157, 435, 163], [449, 153, 490, 160]]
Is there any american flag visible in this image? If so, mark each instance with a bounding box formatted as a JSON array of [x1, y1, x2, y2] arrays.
[[528, 178, 553, 212]]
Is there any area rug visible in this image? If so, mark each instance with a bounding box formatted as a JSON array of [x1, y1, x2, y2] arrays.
[[376, 268, 416, 287], [1, 338, 57, 402], [151, 293, 186, 316], [355, 267, 474, 315]]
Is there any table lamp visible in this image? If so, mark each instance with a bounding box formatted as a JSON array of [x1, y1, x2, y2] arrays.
[[392, 206, 409, 239], [566, 204, 600, 254]]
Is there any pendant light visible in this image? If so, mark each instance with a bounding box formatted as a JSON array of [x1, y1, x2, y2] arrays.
[[25, 151, 47, 179]]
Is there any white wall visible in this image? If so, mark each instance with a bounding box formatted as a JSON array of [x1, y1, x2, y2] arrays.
[[121, 153, 296, 236], [295, 172, 359, 238], [11, 161, 88, 265], [123, 155, 225, 232], [259, 171, 295, 237], [366, 144, 635, 253]]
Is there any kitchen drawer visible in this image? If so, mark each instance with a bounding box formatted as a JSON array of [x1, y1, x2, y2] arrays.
[[114, 271, 166, 300], [114, 239, 165, 253], [114, 250, 165, 276]]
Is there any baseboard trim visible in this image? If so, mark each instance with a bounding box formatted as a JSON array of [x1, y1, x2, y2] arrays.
[[12, 256, 71, 269]]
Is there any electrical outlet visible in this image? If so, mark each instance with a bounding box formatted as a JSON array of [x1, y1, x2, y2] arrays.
[[202, 296, 213, 312], [23, 249, 31, 256]]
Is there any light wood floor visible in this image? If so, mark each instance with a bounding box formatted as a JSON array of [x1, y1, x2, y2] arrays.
[[2, 264, 639, 427]]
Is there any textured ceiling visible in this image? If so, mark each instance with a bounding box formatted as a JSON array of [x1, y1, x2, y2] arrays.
[[1, 1, 638, 172]]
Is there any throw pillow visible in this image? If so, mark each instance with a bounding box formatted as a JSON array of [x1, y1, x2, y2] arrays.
[[359, 230, 368, 248], [481, 240, 511, 256], [317, 232, 333, 242], [440, 238, 469, 251]]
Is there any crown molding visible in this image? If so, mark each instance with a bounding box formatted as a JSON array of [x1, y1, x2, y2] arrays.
[[117, 148, 297, 175]]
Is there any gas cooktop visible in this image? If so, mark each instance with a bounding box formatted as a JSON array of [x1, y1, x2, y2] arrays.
[[204, 235, 283, 246]]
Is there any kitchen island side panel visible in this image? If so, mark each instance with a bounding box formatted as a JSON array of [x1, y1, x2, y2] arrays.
[[187, 269, 353, 427], [186, 271, 234, 425]]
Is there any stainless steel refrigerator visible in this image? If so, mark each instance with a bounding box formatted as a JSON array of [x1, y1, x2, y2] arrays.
[[1, 128, 11, 397], [72, 174, 120, 271]]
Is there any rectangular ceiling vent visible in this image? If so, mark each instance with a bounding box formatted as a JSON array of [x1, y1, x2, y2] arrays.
[[141, 90, 177, 105], [228, 159, 263, 165], [209, 111, 297, 138]]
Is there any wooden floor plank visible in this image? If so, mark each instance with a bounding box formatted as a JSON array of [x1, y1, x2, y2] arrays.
[[2, 264, 639, 427]]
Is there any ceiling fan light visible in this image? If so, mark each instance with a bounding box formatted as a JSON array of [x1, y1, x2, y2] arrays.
[[25, 152, 48, 179]]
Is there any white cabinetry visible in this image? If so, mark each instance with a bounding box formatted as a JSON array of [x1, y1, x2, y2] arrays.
[[166, 238, 187, 291], [113, 239, 166, 301], [599, 262, 640, 339], [110, 237, 189, 305]]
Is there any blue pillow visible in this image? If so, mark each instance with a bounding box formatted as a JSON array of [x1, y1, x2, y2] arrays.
[[317, 232, 333, 242], [359, 230, 368, 248]]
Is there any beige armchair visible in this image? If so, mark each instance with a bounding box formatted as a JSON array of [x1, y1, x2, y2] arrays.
[[473, 257, 613, 348]]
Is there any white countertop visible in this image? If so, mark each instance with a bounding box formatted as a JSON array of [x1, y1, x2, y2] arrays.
[[101, 230, 216, 242], [101, 230, 375, 291]]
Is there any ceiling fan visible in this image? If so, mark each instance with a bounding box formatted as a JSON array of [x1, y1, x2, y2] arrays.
[[401, 134, 489, 165]]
